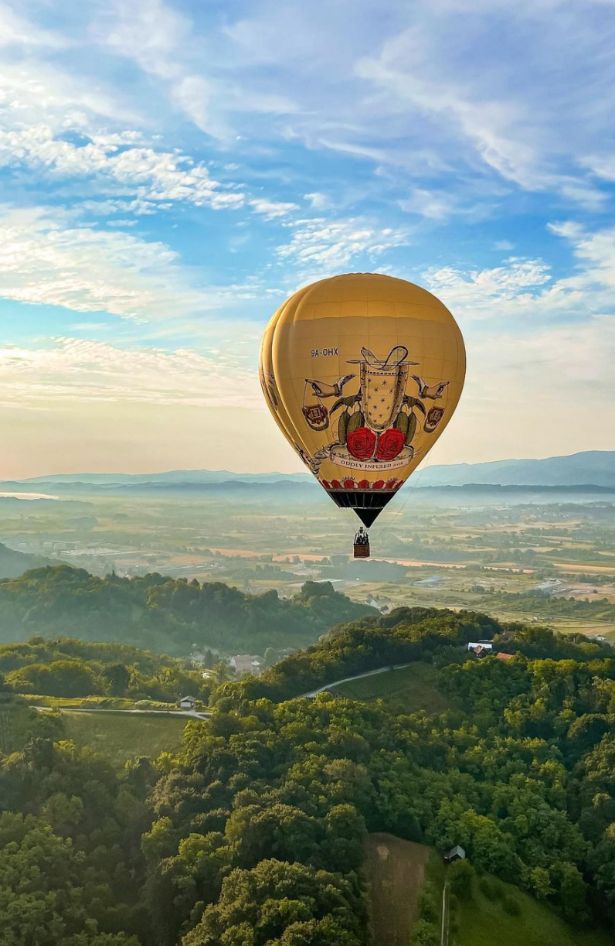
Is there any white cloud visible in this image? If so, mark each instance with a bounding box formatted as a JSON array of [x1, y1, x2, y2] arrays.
[[425, 258, 552, 318], [249, 197, 299, 219], [399, 188, 457, 220], [303, 192, 332, 211], [0, 206, 211, 319], [0, 4, 67, 49], [276, 217, 409, 269], [0, 337, 261, 409], [423, 220, 615, 323], [0, 125, 245, 209]]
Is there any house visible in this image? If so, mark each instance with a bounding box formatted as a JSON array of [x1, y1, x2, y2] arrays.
[[230, 654, 263, 677], [443, 845, 466, 864], [467, 641, 493, 657], [496, 652, 515, 662], [179, 695, 196, 711]]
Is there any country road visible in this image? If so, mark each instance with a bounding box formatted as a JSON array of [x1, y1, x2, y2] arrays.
[[32, 662, 411, 723], [34, 705, 211, 720], [302, 663, 412, 698], [441, 880, 450, 946]]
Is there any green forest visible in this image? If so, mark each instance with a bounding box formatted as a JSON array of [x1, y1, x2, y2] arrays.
[[0, 566, 375, 654], [0, 638, 210, 702], [1, 604, 615, 944]]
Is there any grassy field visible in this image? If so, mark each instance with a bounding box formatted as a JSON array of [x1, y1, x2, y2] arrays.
[[20, 694, 176, 710], [365, 833, 431, 946], [61, 711, 193, 764], [456, 874, 613, 946], [335, 662, 452, 714]]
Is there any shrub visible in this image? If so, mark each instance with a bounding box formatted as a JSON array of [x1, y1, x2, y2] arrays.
[[502, 894, 521, 916], [412, 918, 439, 946], [448, 858, 474, 897]]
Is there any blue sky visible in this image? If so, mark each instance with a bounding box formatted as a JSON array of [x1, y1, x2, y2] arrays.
[[1, 0, 614, 477]]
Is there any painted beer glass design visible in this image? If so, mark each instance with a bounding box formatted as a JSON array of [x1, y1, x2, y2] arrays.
[[352, 346, 415, 432]]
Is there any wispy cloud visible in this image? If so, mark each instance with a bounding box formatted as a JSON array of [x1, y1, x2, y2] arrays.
[[0, 336, 261, 408], [423, 221, 615, 324], [0, 126, 245, 210], [0, 206, 211, 319], [276, 217, 409, 269]]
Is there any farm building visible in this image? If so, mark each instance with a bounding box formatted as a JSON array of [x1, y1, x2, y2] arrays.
[[443, 845, 466, 863], [179, 695, 196, 710], [467, 641, 493, 656]]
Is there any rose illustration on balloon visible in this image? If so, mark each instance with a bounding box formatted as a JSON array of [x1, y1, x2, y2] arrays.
[[347, 427, 377, 461], [375, 428, 405, 461]]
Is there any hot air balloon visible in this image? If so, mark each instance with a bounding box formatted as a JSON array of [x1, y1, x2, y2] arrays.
[[260, 273, 465, 557]]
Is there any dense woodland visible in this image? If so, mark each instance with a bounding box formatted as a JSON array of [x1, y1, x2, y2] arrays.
[[1, 604, 615, 944], [0, 566, 375, 654], [0, 639, 211, 702]]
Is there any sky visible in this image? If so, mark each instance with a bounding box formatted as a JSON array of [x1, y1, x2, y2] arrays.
[[1, 0, 615, 478]]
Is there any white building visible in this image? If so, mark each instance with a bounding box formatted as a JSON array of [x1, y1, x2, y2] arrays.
[[179, 695, 196, 710], [230, 654, 263, 677], [467, 641, 493, 656]]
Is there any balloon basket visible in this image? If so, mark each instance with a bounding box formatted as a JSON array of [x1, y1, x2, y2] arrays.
[[354, 542, 370, 559]]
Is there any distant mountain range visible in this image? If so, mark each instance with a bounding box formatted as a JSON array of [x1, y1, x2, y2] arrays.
[[411, 451, 615, 488], [3, 450, 615, 492], [22, 469, 310, 486]]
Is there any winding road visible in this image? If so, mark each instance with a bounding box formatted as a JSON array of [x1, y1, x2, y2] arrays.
[[302, 663, 412, 698]]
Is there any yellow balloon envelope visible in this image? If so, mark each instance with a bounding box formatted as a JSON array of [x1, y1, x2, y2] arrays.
[[260, 273, 465, 529]]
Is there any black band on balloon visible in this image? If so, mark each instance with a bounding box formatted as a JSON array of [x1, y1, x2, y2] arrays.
[[325, 489, 395, 527]]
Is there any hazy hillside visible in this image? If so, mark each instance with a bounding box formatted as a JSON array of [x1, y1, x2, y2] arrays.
[[0, 566, 376, 653], [412, 450, 615, 487], [0, 542, 52, 579]]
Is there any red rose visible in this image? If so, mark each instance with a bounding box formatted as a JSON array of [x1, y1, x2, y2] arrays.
[[358, 479, 370, 489], [321, 480, 331, 489], [373, 480, 385, 489], [376, 428, 405, 461], [347, 427, 377, 461], [343, 478, 355, 489], [330, 479, 341, 489]]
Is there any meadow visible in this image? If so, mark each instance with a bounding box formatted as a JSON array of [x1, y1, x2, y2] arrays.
[[61, 710, 192, 763]]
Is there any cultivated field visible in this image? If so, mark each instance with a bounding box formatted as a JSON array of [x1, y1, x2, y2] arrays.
[[365, 833, 431, 946]]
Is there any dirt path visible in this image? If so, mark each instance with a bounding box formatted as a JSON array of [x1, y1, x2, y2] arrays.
[[365, 833, 430, 946]]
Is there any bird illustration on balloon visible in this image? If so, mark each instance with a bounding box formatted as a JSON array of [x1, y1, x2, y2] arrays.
[[302, 345, 449, 468]]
